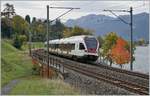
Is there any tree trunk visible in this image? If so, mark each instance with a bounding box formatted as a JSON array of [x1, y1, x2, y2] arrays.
[[110, 60, 112, 66], [120, 64, 123, 69]]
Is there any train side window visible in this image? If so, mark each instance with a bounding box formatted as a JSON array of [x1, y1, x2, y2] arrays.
[[56, 44, 58, 49], [71, 44, 75, 50], [79, 43, 85, 50]]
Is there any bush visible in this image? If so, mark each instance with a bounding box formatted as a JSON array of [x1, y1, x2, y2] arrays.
[[13, 35, 22, 49], [32, 64, 40, 75], [13, 35, 27, 49], [19, 35, 27, 45]]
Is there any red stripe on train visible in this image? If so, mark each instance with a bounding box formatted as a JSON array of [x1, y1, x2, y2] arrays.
[[86, 48, 97, 53]]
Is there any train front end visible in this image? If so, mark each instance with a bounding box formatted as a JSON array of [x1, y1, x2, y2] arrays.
[[83, 36, 99, 61]]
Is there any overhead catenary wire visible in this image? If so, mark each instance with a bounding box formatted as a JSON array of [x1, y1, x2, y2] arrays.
[[51, 1, 147, 30], [46, 5, 80, 78], [61, 1, 141, 22]]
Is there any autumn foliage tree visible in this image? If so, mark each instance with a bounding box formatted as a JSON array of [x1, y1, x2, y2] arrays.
[[110, 37, 131, 68], [101, 32, 118, 66]]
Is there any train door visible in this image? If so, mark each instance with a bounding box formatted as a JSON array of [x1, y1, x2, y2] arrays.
[[74, 43, 85, 56], [71, 42, 77, 55], [79, 43, 85, 56]]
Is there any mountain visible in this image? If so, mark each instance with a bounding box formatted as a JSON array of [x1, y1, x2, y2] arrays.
[[65, 12, 149, 41]]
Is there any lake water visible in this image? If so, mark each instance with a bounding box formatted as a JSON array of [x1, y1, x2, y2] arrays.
[[98, 46, 149, 74]]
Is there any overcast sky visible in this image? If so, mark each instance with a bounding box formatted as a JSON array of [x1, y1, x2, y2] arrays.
[[1, 1, 149, 22]]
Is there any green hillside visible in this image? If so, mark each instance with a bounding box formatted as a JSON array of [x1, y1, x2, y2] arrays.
[[1, 40, 33, 86], [1, 40, 80, 95]]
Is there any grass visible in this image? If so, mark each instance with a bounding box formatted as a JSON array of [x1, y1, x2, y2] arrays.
[[1, 39, 33, 86], [22, 42, 45, 51], [10, 76, 80, 95], [1, 39, 80, 95]]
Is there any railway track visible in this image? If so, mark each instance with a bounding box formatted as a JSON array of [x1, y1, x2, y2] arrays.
[[82, 62, 149, 88], [63, 62, 149, 95], [94, 62, 149, 79], [36, 49, 149, 79], [45, 51, 149, 89], [31, 49, 149, 95]]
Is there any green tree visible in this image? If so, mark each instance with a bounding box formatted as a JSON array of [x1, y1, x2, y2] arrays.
[[32, 17, 36, 23], [19, 35, 27, 45], [12, 15, 29, 35], [97, 35, 104, 62], [138, 38, 145, 46], [97, 35, 104, 48], [13, 35, 22, 49], [51, 19, 65, 39], [102, 32, 118, 66], [12, 34, 27, 49], [1, 3, 16, 38], [30, 19, 46, 41], [102, 32, 118, 55], [71, 26, 93, 36], [63, 27, 72, 38], [25, 15, 31, 24], [1, 18, 13, 38], [63, 26, 93, 37]]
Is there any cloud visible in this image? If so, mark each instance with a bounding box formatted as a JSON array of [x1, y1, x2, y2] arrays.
[[1, 1, 149, 21]]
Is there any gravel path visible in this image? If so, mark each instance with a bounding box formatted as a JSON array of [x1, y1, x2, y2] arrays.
[[1, 79, 20, 95]]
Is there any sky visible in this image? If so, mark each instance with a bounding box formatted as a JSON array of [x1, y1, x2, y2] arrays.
[[1, 0, 149, 22]]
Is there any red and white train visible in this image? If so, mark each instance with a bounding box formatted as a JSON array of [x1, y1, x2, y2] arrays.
[[45, 35, 99, 61]]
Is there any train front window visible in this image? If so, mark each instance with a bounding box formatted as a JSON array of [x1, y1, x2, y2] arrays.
[[79, 43, 85, 50], [84, 37, 97, 49]]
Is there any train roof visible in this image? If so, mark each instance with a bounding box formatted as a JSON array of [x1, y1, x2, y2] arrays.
[[45, 35, 95, 44]]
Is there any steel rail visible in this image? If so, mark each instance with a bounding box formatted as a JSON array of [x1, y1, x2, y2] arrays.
[[94, 63, 149, 80], [32, 49, 149, 80], [63, 63, 149, 95], [36, 49, 149, 79]]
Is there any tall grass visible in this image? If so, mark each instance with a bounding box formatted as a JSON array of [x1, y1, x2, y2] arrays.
[[10, 76, 80, 95]]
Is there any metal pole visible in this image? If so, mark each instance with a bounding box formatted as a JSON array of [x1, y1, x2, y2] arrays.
[[104, 7, 134, 71], [130, 7, 133, 70], [47, 5, 50, 78]]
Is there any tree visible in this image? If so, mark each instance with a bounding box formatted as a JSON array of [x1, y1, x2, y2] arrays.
[[1, 3, 15, 18], [97, 35, 104, 62], [97, 35, 104, 48], [13, 35, 22, 49], [1, 18, 13, 38], [19, 35, 27, 45], [32, 17, 36, 23], [35, 23, 46, 41], [12, 34, 27, 49], [71, 26, 93, 36], [62, 27, 72, 37], [101, 32, 118, 66], [51, 19, 65, 39], [110, 37, 131, 68], [1, 3, 16, 38], [63, 26, 93, 38], [30, 18, 46, 41], [25, 15, 31, 24], [138, 38, 145, 46], [12, 15, 29, 35]]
